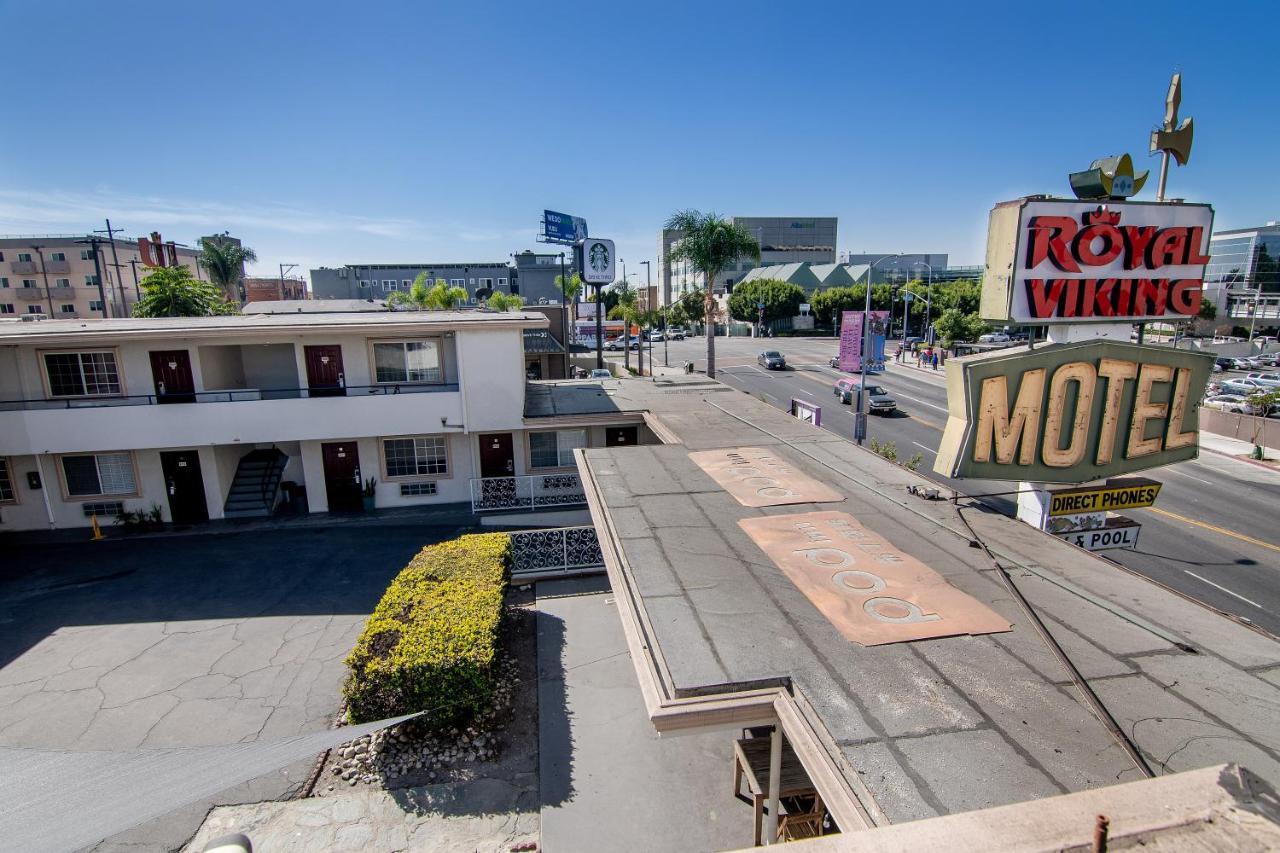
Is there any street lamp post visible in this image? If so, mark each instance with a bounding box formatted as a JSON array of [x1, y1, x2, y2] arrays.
[[857, 254, 902, 445], [908, 260, 934, 342]]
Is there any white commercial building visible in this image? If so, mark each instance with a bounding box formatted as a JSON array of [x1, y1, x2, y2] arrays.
[[0, 311, 649, 531]]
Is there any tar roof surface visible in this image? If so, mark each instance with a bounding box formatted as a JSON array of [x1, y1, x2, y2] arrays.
[[582, 378, 1280, 823]]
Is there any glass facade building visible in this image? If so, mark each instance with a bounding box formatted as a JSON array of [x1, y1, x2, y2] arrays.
[[1207, 225, 1280, 295]]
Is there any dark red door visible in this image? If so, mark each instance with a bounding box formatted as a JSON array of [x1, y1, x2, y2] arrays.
[[605, 426, 638, 447], [149, 350, 195, 404], [305, 345, 346, 397], [321, 442, 362, 511], [478, 433, 514, 478]]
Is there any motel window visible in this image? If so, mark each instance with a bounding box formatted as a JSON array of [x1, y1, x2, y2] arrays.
[[372, 340, 443, 384], [403, 279, 412, 288], [61, 452, 137, 497], [480, 278, 493, 289], [359, 279, 370, 288], [0, 278, 7, 287], [50, 252, 65, 261], [26, 306, 42, 314], [85, 274, 99, 286], [80, 249, 93, 260], [55, 278, 70, 287], [529, 429, 586, 469], [451, 279, 464, 287], [383, 435, 448, 478], [0, 305, 14, 314], [89, 300, 104, 312], [59, 304, 75, 314], [498, 278, 508, 287], [43, 351, 122, 397], [17, 253, 32, 262], [22, 279, 37, 288], [0, 458, 15, 503], [382, 280, 395, 291]]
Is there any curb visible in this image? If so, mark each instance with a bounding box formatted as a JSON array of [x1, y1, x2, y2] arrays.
[[1201, 443, 1280, 472]]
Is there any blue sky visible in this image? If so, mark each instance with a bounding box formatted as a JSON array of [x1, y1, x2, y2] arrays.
[[2, 1, 1276, 285]]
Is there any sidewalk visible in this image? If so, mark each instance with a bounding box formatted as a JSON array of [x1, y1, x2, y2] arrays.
[[1199, 431, 1280, 469]]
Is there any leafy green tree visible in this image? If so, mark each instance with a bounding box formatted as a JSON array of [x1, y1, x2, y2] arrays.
[[727, 279, 806, 327], [132, 265, 239, 317], [664, 210, 761, 378], [933, 308, 989, 346], [667, 302, 691, 329], [607, 284, 638, 372], [486, 291, 525, 312], [555, 272, 583, 305], [676, 288, 707, 328], [388, 273, 467, 310], [197, 236, 257, 302], [810, 286, 864, 326], [1198, 296, 1218, 321]]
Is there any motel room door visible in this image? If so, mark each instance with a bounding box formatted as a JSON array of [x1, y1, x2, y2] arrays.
[[160, 450, 209, 524], [321, 441, 362, 511], [478, 433, 515, 479], [149, 350, 196, 404], [605, 426, 638, 447], [304, 345, 346, 397]]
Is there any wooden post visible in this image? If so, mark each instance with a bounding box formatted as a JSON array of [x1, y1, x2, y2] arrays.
[[765, 726, 783, 844]]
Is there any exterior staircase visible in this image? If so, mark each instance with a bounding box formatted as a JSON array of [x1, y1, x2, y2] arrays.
[[223, 448, 288, 519]]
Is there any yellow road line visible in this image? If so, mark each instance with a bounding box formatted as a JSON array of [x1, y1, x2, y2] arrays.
[[1146, 506, 1280, 554]]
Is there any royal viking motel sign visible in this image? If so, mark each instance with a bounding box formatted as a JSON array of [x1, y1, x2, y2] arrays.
[[934, 339, 1214, 484]]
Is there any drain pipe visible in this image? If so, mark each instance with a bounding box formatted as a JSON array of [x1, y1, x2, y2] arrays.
[[34, 454, 55, 530]]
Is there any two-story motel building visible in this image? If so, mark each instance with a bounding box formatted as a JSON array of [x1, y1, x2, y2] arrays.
[[0, 310, 648, 531]]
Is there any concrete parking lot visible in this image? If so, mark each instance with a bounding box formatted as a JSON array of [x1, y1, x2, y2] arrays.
[[0, 524, 456, 851]]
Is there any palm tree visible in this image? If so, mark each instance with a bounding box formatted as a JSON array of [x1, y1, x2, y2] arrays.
[[197, 236, 257, 303], [388, 272, 466, 310], [664, 210, 760, 378], [637, 308, 661, 376], [133, 266, 239, 317], [555, 272, 584, 358], [608, 282, 638, 373], [487, 291, 525, 312]]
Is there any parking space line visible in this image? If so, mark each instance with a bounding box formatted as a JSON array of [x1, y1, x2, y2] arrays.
[[912, 442, 935, 454], [1184, 571, 1263, 609]]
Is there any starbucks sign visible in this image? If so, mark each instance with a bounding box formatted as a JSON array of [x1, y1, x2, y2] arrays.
[[578, 237, 615, 284]]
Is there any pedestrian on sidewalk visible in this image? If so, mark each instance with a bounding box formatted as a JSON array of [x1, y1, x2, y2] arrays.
[[931, 351, 939, 370]]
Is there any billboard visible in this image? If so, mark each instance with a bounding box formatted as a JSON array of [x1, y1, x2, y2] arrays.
[[837, 311, 889, 373], [933, 339, 1214, 483], [543, 210, 588, 245], [576, 301, 602, 320], [979, 197, 1213, 324]]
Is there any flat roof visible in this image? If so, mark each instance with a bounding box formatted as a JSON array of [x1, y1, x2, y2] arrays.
[[581, 378, 1280, 825], [0, 310, 547, 344], [524, 379, 645, 419]]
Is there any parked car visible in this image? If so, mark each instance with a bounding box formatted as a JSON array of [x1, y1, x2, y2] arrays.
[[833, 378, 897, 414], [1214, 357, 1238, 371], [588, 368, 612, 379], [1222, 378, 1273, 395], [978, 332, 1011, 343], [668, 327, 686, 340], [604, 337, 625, 351], [902, 336, 925, 350], [1257, 353, 1279, 366], [646, 330, 665, 342], [1245, 372, 1280, 387], [758, 350, 787, 370], [1204, 394, 1258, 415]]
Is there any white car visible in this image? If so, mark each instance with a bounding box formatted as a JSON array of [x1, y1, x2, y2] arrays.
[[589, 368, 612, 379], [978, 333, 1011, 343], [1244, 372, 1280, 387], [1204, 394, 1259, 415], [1223, 378, 1274, 395], [646, 330, 665, 342]]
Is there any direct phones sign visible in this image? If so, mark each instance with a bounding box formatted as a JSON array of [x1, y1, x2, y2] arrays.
[[1048, 478, 1162, 516]]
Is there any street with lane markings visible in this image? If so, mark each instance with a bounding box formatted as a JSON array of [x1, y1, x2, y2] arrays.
[[609, 335, 1280, 635]]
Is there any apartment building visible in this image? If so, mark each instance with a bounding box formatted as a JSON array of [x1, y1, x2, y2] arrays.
[[0, 311, 650, 532], [244, 276, 307, 302], [310, 263, 514, 302], [0, 234, 205, 319]]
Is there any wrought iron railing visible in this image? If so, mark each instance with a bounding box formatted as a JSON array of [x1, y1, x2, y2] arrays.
[[469, 473, 586, 512], [509, 526, 603, 576]]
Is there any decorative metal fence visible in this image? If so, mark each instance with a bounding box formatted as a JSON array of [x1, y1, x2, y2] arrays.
[[469, 473, 587, 512], [509, 526, 604, 577]]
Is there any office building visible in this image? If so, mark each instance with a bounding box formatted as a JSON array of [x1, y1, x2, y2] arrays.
[[659, 216, 837, 306], [1206, 222, 1280, 326], [0, 234, 205, 319], [842, 253, 949, 284], [0, 311, 650, 531]]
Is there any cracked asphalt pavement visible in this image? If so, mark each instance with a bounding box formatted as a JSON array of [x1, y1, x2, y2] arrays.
[[0, 524, 461, 851]]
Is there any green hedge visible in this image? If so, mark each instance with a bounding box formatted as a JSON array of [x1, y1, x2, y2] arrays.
[[343, 533, 510, 726]]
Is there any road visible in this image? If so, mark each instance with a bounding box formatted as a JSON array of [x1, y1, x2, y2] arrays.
[[608, 335, 1280, 636]]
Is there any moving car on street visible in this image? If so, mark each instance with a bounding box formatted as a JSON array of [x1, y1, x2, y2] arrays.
[[646, 330, 665, 342], [758, 350, 787, 370], [978, 332, 1011, 343], [588, 368, 612, 379], [834, 377, 897, 414], [668, 327, 686, 340]]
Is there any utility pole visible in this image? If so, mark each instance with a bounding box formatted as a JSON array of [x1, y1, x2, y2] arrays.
[[94, 219, 126, 315], [75, 236, 110, 317], [31, 246, 55, 316], [559, 252, 569, 377], [640, 261, 652, 376], [128, 259, 142, 301], [593, 284, 604, 370], [279, 263, 298, 301]]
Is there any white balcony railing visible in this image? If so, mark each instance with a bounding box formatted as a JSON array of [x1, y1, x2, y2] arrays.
[[469, 473, 586, 513]]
